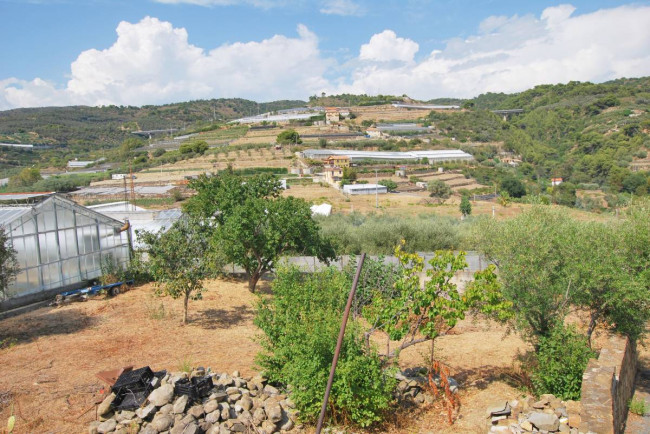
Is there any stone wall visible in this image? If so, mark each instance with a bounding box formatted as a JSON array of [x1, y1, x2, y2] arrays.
[[580, 334, 637, 434]]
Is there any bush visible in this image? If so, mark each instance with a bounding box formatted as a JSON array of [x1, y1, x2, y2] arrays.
[[255, 267, 395, 427], [531, 324, 595, 400]]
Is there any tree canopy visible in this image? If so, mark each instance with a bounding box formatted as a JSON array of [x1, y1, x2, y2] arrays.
[[185, 170, 335, 291]]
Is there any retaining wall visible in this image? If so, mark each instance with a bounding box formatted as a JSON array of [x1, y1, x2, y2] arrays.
[[580, 334, 637, 434]]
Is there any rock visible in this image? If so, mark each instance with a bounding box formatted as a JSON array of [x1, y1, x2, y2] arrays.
[[88, 421, 101, 434], [253, 407, 266, 426], [559, 423, 570, 433], [149, 384, 175, 407], [239, 396, 253, 412], [568, 414, 581, 428], [221, 406, 230, 421], [159, 404, 174, 415], [565, 400, 581, 416], [213, 392, 228, 403], [116, 410, 136, 423], [204, 400, 219, 414], [97, 418, 117, 434], [140, 425, 158, 434], [226, 387, 240, 395], [555, 406, 568, 418], [232, 371, 240, 378], [491, 415, 507, 423], [206, 410, 221, 424], [180, 413, 197, 427], [279, 412, 294, 431], [532, 400, 547, 409], [262, 420, 278, 434], [171, 372, 189, 384], [199, 420, 212, 432], [266, 403, 283, 423], [263, 385, 280, 396], [520, 420, 533, 431], [98, 393, 116, 417], [151, 414, 174, 432], [238, 409, 252, 424], [228, 393, 242, 403], [136, 403, 157, 420], [189, 405, 205, 419], [528, 411, 560, 432], [173, 395, 189, 414], [225, 419, 246, 432]]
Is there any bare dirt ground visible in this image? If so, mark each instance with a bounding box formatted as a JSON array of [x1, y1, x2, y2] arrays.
[[0, 278, 530, 434]]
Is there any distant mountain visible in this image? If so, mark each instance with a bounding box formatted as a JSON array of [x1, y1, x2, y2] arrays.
[[0, 98, 306, 147]]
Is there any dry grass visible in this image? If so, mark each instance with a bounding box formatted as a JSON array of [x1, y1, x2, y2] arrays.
[[0, 278, 533, 434]]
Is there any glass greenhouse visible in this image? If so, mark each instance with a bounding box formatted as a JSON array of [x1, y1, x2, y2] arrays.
[[0, 193, 131, 307]]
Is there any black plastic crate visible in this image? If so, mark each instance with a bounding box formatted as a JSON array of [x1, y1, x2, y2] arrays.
[[174, 376, 214, 401], [111, 367, 166, 411], [113, 367, 154, 390]]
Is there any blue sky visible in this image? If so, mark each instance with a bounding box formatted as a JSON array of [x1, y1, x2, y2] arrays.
[[1, 0, 650, 108]]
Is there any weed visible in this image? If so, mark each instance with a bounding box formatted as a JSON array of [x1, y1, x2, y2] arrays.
[[146, 302, 166, 320], [629, 397, 648, 416], [178, 357, 193, 374], [0, 338, 17, 350]]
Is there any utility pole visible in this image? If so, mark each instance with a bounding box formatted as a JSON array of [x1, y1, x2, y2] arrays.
[[375, 169, 379, 209]]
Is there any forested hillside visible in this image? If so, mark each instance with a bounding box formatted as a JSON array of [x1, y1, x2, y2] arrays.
[[0, 98, 305, 146], [427, 78, 650, 204]]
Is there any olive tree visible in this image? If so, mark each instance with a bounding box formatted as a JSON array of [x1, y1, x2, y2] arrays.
[[139, 218, 218, 324], [428, 179, 452, 202], [185, 171, 335, 292]]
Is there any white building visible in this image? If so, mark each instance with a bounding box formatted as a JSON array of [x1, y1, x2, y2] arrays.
[[343, 184, 388, 195]]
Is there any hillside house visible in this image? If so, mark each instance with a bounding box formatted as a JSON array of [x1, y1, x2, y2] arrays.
[[325, 107, 340, 124], [551, 177, 563, 186], [325, 155, 350, 168], [324, 167, 343, 184]]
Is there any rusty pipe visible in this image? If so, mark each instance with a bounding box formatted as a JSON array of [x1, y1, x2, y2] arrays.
[[315, 253, 366, 434]]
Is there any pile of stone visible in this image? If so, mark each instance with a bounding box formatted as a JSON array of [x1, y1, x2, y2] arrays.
[[487, 394, 582, 433], [394, 368, 459, 406], [90, 369, 299, 434]]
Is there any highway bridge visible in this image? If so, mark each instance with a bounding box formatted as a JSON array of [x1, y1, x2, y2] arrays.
[[131, 128, 179, 138], [491, 109, 524, 120]]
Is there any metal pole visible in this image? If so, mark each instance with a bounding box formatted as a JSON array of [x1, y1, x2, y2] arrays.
[[315, 253, 366, 434], [375, 169, 378, 209]]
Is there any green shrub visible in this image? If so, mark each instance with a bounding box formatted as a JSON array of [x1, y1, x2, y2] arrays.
[[255, 267, 395, 427], [531, 324, 595, 400], [629, 397, 649, 416]]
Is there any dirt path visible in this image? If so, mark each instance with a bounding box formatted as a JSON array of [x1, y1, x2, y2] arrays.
[[0, 278, 528, 433]]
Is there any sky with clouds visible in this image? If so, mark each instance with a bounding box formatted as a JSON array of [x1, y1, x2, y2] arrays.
[[1, 0, 649, 109]]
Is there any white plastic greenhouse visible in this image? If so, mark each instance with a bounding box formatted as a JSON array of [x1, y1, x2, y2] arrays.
[[0, 193, 131, 311]]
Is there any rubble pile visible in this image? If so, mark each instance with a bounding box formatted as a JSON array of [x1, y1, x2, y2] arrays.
[[394, 367, 459, 406], [486, 394, 583, 433], [90, 368, 299, 434]]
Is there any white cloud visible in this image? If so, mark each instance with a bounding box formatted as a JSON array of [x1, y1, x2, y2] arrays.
[[319, 0, 363, 16], [152, 0, 288, 8], [332, 4, 650, 98], [3, 4, 650, 109], [0, 17, 330, 109], [359, 30, 419, 62]]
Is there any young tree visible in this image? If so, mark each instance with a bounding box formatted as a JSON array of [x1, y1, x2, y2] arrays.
[[362, 244, 512, 364], [276, 129, 301, 145], [139, 218, 218, 324], [428, 179, 452, 202], [378, 179, 397, 192], [460, 195, 472, 217], [500, 176, 526, 198], [472, 207, 578, 343], [0, 228, 19, 298], [185, 171, 335, 292], [9, 168, 42, 188]]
